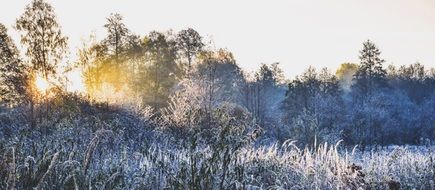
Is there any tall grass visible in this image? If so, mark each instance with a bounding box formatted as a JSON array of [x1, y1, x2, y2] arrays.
[[1, 128, 433, 189], [0, 97, 433, 189]]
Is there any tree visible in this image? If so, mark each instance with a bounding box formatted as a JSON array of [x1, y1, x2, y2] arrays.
[[254, 64, 278, 121], [243, 63, 285, 128], [101, 13, 131, 90], [283, 66, 321, 116], [80, 14, 136, 96], [176, 28, 204, 72], [125, 34, 145, 95], [270, 62, 286, 84], [349, 40, 388, 147], [352, 40, 387, 95], [103, 13, 130, 60], [77, 34, 108, 96], [141, 31, 179, 108], [15, 0, 68, 128], [196, 49, 244, 104], [282, 67, 342, 144], [335, 63, 358, 91], [180, 49, 245, 127], [0, 23, 28, 106], [15, 0, 68, 78]]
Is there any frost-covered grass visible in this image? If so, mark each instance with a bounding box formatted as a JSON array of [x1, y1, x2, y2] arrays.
[[0, 100, 434, 189], [354, 146, 435, 189], [1, 130, 433, 189]]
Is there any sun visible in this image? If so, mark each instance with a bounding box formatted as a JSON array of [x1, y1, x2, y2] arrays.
[[35, 75, 50, 92]]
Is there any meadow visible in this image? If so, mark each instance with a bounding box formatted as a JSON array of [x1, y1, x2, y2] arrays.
[[0, 97, 433, 189]]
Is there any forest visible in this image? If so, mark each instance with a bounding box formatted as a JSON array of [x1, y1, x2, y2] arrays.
[[0, 0, 434, 189]]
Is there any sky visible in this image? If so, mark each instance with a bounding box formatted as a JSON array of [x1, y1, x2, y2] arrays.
[[1, 0, 435, 79]]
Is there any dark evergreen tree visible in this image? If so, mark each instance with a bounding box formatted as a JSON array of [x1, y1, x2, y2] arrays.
[[348, 40, 388, 147], [352, 40, 387, 96]]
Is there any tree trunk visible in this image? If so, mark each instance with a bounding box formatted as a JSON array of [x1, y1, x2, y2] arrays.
[[30, 100, 35, 129]]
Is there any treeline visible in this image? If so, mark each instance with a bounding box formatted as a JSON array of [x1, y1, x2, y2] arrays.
[[283, 59, 435, 147], [1, 0, 435, 147]]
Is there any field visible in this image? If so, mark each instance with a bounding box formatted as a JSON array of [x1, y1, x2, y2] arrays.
[[0, 101, 433, 190]]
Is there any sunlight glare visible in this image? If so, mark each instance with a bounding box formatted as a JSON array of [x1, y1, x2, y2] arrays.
[[35, 75, 50, 92]]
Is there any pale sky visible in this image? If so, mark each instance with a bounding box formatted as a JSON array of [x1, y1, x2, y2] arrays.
[[1, 0, 435, 78]]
